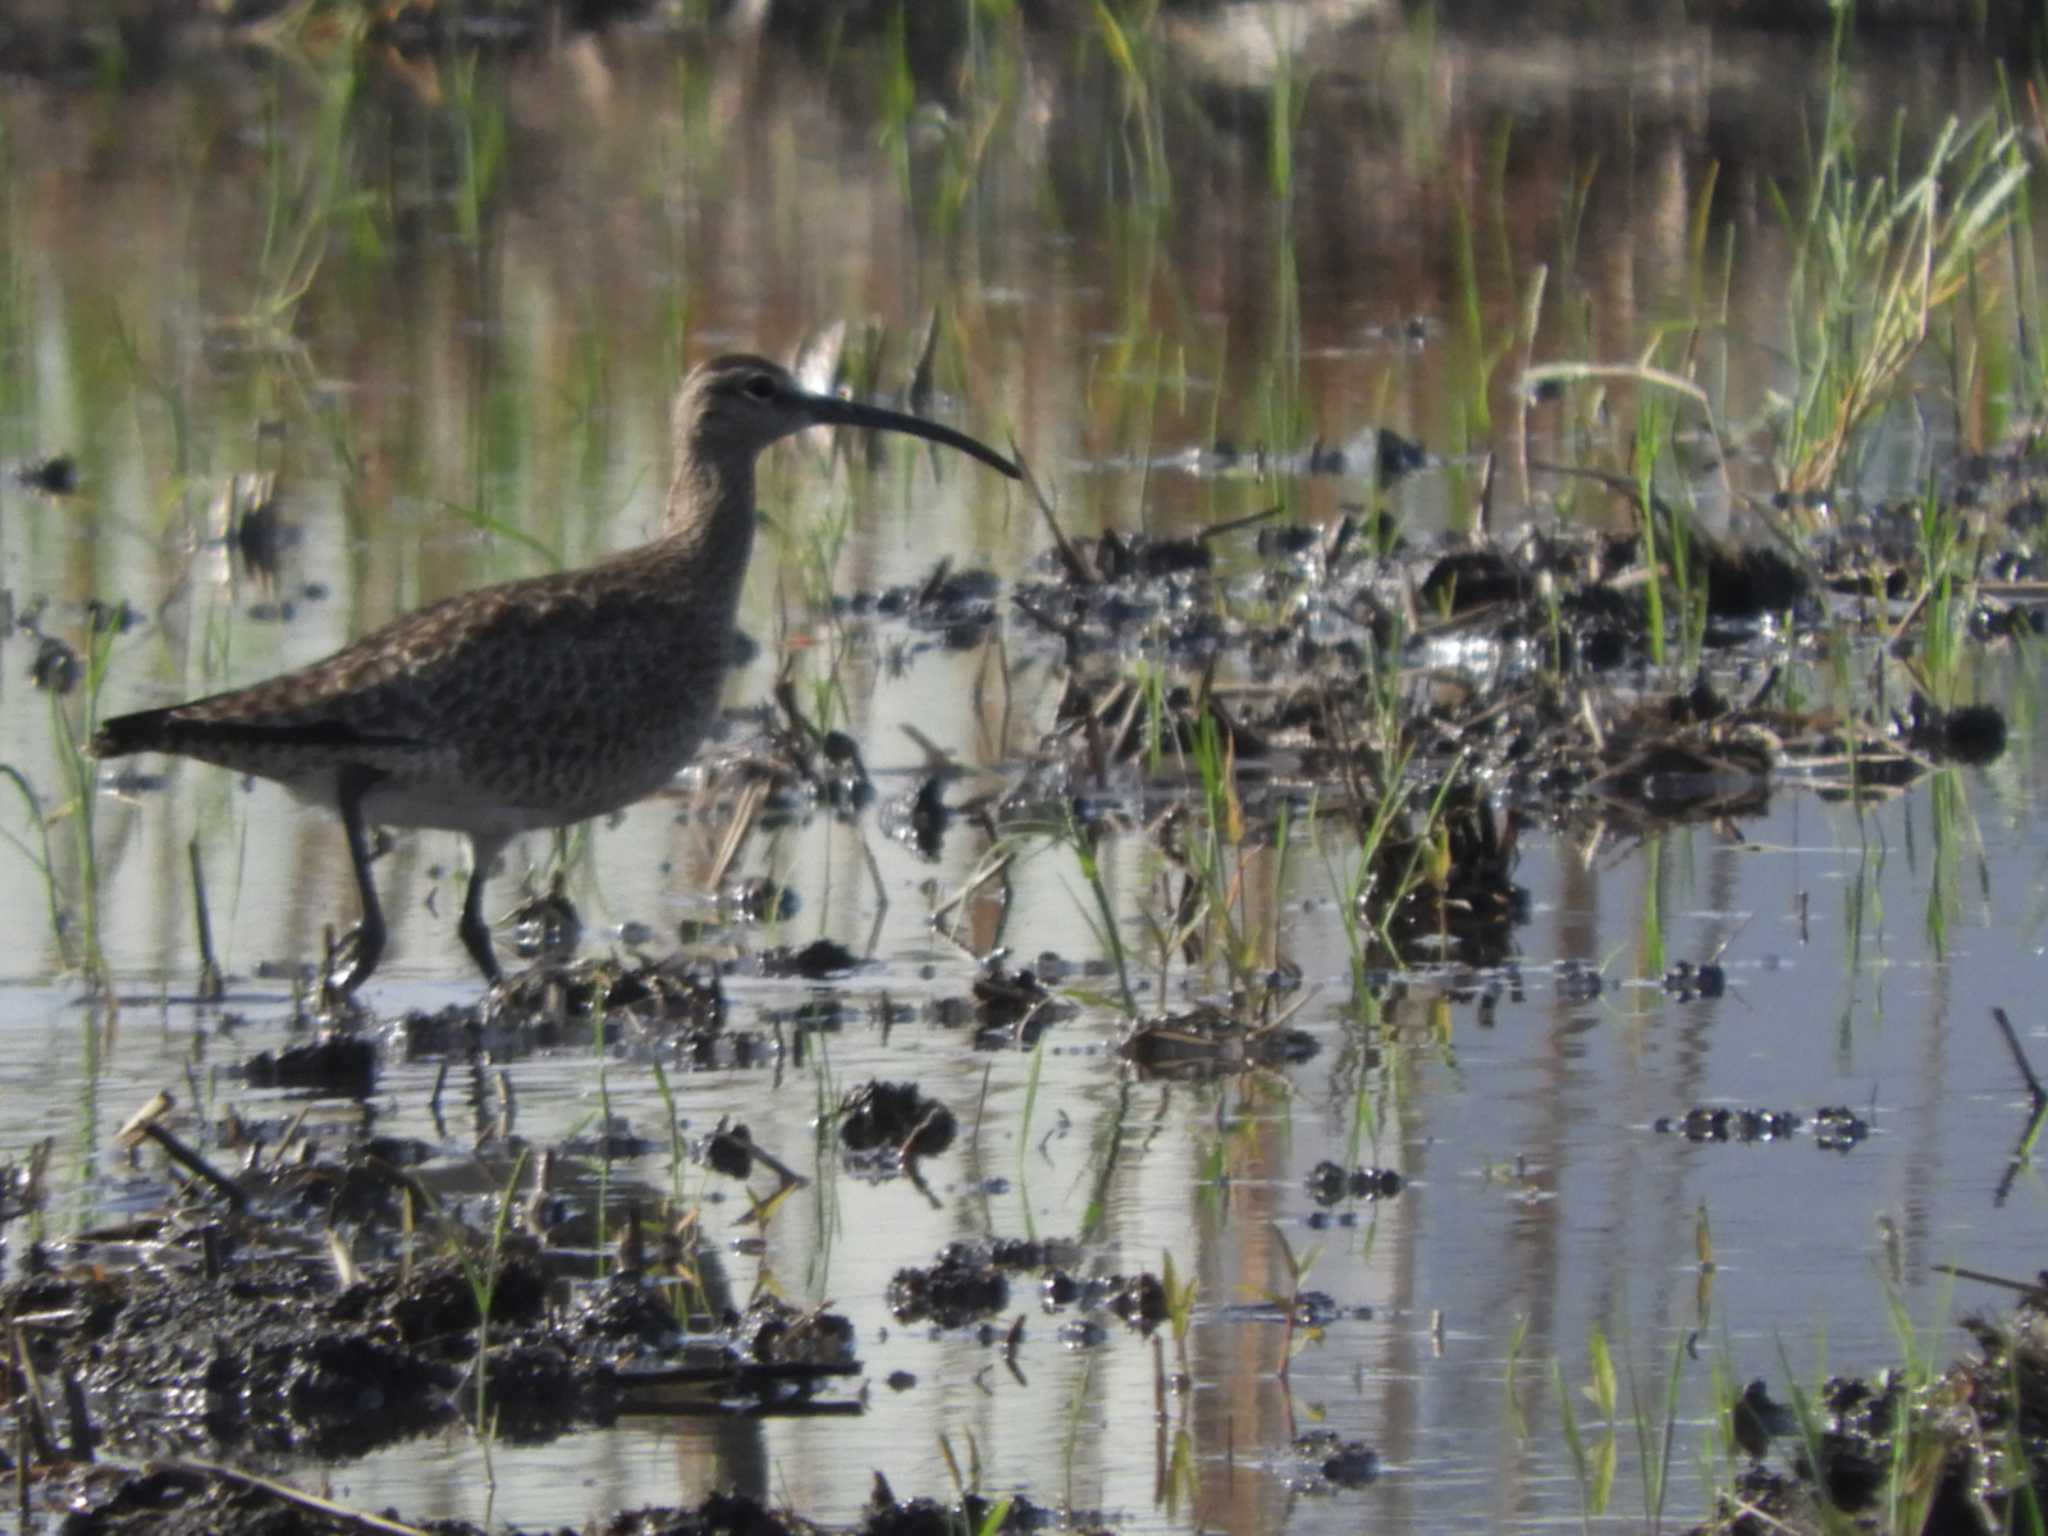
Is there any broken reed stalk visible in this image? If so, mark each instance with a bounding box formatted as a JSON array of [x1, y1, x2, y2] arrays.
[[60, 1367, 92, 1461], [12, 1325, 55, 1463], [188, 838, 224, 1001], [139, 1122, 247, 1210], [707, 776, 769, 891], [174, 1460, 434, 1536], [1991, 1007, 2047, 1107], [1991, 1007, 2048, 1204]]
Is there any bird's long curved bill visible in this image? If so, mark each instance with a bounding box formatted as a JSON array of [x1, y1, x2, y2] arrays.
[[803, 393, 1021, 479]]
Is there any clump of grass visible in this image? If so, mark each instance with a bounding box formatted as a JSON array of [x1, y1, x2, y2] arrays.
[[1065, 808, 1137, 1017], [448, 1150, 529, 1512], [1, 617, 122, 989], [1555, 1327, 1620, 1521], [1088, 0, 1172, 210], [1268, 1223, 1322, 1381], [1769, 76, 2025, 493], [0, 768, 65, 974]]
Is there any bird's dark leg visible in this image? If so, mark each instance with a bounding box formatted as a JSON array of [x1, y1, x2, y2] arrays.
[[333, 764, 387, 996], [459, 833, 509, 986]]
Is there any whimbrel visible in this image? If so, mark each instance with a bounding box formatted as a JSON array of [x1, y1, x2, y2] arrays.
[[92, 354, 1021, 993]]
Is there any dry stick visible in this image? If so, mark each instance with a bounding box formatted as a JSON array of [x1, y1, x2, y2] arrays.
[[1475, 449, 1497, 541], [706, 776, 769, 893], [1991, 1008, 2048, 1206], [1931, 1263, 2047, 1298], [1194, 503, 1284, 544], [900, 1147, 942, 1212], [928, 851, 1013, 925], [858, 832, 890, 947], [914, 553, 954, 609], [1991, 1007, 2047, 1106], [114, 1090, 174, 1148], [267, 1104, 314, 1172], [898, 1106, 947, 1165], [898, 723, 959, 777], [188, 838, 224, 1002], [1009, 591, 1083, 649], [1010, 440, 1094, 586], [173, 1460, 435, 1536], [967, 627, 1007, 759], [720, 1120, 809, 1193], [12, 1326, 57, 1464], [138, 1122, 247, 1211], [60, 1367, 93, 1461]]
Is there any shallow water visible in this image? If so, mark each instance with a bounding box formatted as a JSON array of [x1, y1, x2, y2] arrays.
[[1, 10, 2044, 1533]]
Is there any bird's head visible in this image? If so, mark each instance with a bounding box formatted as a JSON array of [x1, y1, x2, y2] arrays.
[[673, 353, 1021, 482]]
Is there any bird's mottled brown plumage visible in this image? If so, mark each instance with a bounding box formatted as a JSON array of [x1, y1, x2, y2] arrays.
[[91, 352, 1020, 992]]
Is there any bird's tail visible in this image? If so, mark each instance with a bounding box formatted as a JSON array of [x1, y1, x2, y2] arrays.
[[90, 707, 179, 760], [91, 706, 413, 759]]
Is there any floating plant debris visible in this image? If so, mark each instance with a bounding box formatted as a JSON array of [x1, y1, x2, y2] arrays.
[[1654, 1106, 1870, 1150]]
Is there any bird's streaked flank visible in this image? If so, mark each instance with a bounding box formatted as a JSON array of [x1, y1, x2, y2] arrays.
[[91, 354, 1021, 993]]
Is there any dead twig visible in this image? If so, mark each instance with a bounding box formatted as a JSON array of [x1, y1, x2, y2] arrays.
[[171, 1460, 436, 1536]]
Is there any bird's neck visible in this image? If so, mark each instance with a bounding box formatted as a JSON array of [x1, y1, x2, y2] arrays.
[[663, 436, 753, 538], [655, 442, 758, 614]]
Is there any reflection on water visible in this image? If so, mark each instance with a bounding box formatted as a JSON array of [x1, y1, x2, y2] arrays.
[[0, 9, 2043, 1533]]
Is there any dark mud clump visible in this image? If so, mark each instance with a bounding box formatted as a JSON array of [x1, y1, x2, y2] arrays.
[[730, 1291, 860, 1370], [399, 954, 726, 1061], [759, 936, 861, 979], [1040, 1267, 1170, 1335], [10, 1117, 860, 1466], [16, 452, 77, 495], [888, 1243, 1011, 1328], [1693, 1285, 2048, 1536], [1661, 960, 1728, 1000], [52, 1468, 1093, 1536], [1657, 1106, 1803, 1142], [10, 1248, 544, 1459], [839, 1080, 957, 1165], [882, 1237, 1078, 1330], [1654, 1105, 1870, 1150], [696, 1119, 757, 1179], [925, 956, 1073, 1048], [1306, 1160, 1405, 1205], [1289, 1428, 1382, 1491], [241, 1028, 378, 1096], [863, 1475, 1094, 1536], [1899, 692, 2008, 766]]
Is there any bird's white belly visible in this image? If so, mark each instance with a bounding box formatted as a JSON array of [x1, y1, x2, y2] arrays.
[[274, 767, 680, 841], [362, 781, 577, 839]]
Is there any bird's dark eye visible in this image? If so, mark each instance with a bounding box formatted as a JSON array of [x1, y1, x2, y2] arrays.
[[742, 373, 776, 402]]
